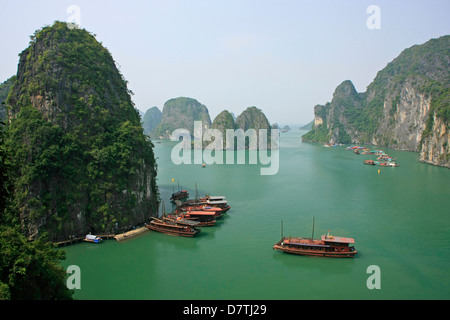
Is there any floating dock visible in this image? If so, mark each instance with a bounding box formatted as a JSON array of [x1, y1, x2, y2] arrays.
[[54, 227, 148, 246], [114, 226, 148, 241]]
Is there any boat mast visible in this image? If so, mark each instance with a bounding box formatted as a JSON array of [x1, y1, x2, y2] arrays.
[[162, 201, 166, 218], [195, 182, 198, 202], [281, 220, 284, 239], [311, 216, 315, 240]]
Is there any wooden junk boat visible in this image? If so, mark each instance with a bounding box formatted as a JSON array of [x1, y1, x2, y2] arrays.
[[167, 210, 217, 227], [181, 195, 231, 214], [273, 219, 357, 258], [177, 204, 224, 217], [145, 217, 200, 237], [273, 234, 357, 258], [199, 195, 231, 213], [170, 189, 189, 201]]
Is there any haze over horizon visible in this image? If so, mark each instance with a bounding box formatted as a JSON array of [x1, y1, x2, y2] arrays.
[[1, 0, 449, 125]]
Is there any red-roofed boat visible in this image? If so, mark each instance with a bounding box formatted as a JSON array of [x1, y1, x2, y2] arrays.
[[273, 234, 357, 258], [273, 219, 357, 258], [167, 210, 217, 226]]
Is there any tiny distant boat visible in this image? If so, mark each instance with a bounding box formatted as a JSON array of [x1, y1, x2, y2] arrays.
[[379, 161, 399, 167], [200, 196, 230, 211], [145, 217, 200, 237], [84, 234, 102, 243], [364, 159, 376, 165], [323, 143, 337, 147]]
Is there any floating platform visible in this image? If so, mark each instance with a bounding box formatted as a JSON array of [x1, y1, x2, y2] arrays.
[[114, 226, 149, 241]]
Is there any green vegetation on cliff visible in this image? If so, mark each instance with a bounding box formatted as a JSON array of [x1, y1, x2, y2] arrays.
[[153, 97, 211, 138], [1, 122, 72, 300], [211, 110, 237, 132], [3, 21, 159, 241], [0, 76, 15, 121], [235, 106, 271, 131], [0, 226, 73, 300]]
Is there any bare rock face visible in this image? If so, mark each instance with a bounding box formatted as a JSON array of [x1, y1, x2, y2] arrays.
[[420, 114, 450, 168]]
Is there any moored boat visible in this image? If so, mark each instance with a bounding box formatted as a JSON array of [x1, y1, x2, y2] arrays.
[[199, 196, 231, 212], [84, 234, 102, 243], [167, 210, 217, 226], [273, 219, 356, 258], [178, 204, 226, 215], [183, 195, 231, 213], [379, 161, 399, 167], [145, 217, 200, 237], [170, 189, 189, 201]]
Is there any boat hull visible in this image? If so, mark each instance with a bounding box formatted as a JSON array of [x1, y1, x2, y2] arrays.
[[145, 223, 200, 237], [273, 244, 357, 258], [83, 238, 102, 243]]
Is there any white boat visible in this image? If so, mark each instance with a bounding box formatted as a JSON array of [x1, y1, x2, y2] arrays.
[[84, 234, 102, 243]]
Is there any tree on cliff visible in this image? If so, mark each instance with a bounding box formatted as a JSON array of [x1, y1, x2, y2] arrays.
[[0, 122, 72, 300]]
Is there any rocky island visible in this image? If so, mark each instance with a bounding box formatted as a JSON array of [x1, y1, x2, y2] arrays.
[[142, 106, 162, 135], [149, 97, 275, 150], [303, 35, 449, 168]]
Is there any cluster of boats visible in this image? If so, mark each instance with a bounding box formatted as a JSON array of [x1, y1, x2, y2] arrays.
[[83, 185, 358, 259], [348, 146, 399, 167], [145, 193, 231, 237]]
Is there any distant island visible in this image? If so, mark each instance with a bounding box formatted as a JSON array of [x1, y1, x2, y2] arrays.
[[142, 106, 162, 135], [143, 97, 274, 149], [302, 35, 449, 168], [299, 121, 313, 130]]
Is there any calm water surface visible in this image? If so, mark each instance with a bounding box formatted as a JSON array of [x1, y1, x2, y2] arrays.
[[61, 130, 450, 299]]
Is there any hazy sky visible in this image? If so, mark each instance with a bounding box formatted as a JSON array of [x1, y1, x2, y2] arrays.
[[0, 0, 449, 125]]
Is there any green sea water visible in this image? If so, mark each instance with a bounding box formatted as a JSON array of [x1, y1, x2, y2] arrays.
[[60, 130, 450, 300]]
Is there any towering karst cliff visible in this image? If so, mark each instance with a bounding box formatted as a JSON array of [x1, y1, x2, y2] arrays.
[[303, 35, 449, 168], [5, 21, 159, 240]]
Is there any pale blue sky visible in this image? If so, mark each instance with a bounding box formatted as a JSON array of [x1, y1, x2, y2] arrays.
[[0, 0, 449, 124]]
